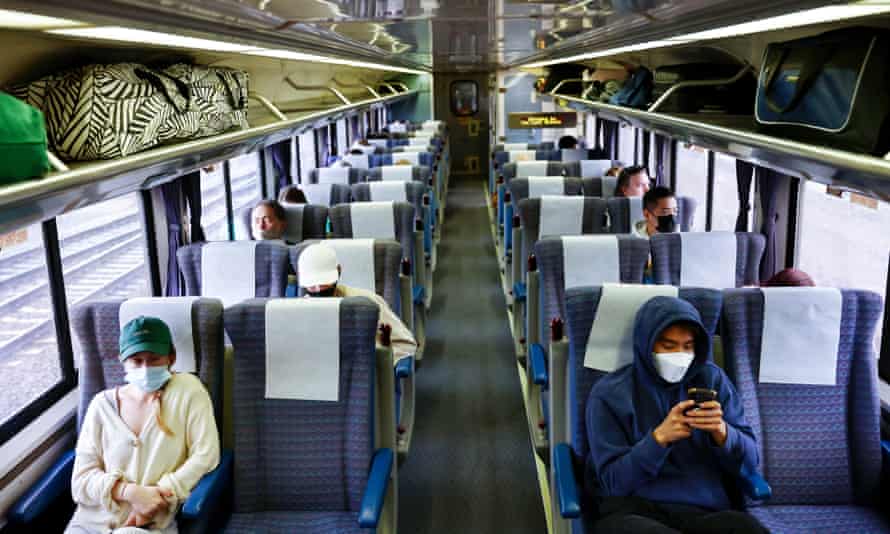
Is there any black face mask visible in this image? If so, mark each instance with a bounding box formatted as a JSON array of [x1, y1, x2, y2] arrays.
[[306, 284, 337, 298], [656, 214, 678, 233]]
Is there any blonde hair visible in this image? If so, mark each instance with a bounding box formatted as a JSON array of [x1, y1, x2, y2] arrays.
[[395, 159, 412, 165]]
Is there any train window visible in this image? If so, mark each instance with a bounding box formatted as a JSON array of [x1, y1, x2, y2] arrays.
[[337, 118, 348, 155], [298, 131, 316, 180], [451, 80, 478, 116], [201, 154, 261, 241], [711, 153, 750, 232], [350, 115, 360, 141], [618, 124, 635, 166], [316, 127, 330, 167], [675, 144, 707, 232], [798, 181, 890, 352], [0, 224, 63, 430], [328, 123, 338, 158]]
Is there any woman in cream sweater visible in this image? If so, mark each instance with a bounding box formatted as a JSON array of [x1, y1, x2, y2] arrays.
[[65, 316, 220, 534]]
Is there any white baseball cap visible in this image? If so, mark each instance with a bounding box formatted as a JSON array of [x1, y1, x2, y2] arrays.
[[298, 243, 339, 287]]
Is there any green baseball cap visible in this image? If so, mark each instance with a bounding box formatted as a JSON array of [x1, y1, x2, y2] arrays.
[[119, 316, 173, 362]]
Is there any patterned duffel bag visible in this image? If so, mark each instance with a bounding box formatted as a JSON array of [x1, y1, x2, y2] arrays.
[[160, 63, 249, 139]]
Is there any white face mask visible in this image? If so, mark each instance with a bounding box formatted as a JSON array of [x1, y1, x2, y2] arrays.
[[652, 352, 695, 383]]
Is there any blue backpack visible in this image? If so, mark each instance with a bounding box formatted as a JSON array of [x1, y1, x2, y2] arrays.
[[609, 67, 653, 109]]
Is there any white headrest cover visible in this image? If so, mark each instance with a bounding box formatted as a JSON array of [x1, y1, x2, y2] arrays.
[[628, 197, 644, 228], [509, 150, 536, 163], [679, 232, 737, 288], [301, 184, 332, 207], [201, 241, 257, 308], [351, 201, 396, 239], [323, 238, 376, 293], [343, 154, 369, 170], [120, 297, 201, 373], [265, 298, 341, 401], [389, 122, 408, 133], [527, 176, 565, 198], [584, 284, 679, 371], [580, 159, 612, 178], [381, 165, 414, 182], [318, 167, 350, 185], [562, 236, 620, 290], [409, 137, 432, 146], [503, 143, 528, 151], [517, 161, 549, 178], [400, 145, 429, 153], [368, 139, 389, 149], [368, 182, 407, 202], [540, 196, 584, 238], [759, 288, 842, 386], [561, 149, 588, 163]]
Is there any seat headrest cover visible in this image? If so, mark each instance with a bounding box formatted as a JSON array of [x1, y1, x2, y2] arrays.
[[584, 284, 678, 371], [504, 143, 528, 151], [628, 197, 644, 227], [265, 298, 341, 401], [300, 184, 332, 206], [400, 145, 429, 153], [759, 287, 842, 385], [540, 196, 584, 238], [343, 154, 369, 169], [389, 122, 408, 133], [509, 150, 536, 163], [351, 201, 395, 239], [517, 160, 549, 177], [281, 204, 304, 243], [580, 159, 612, 178], [679, 232, 737, 288], [201, 241, 257, 307], [562, 236, 620, 290], [561, 149, 588, 162], [120, 297, 201, 372], [318, 167, 350, 185], [323, 238, 376, 293], [381, 165, 413, 182], [527, 176, 565, 198], [602, 176, 618, 199], [368, 139, 389, 149], [368, 182, 407, 202]]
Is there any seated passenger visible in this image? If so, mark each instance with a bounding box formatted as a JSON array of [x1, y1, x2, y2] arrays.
[[633, 186, 678, 239], [66, 317, 219, 534], [394, 159, 413, 166], [330, 159, 352, 169], [298, 243, 417, 362], [349, 148, 365, 155], [558, 135, 579, 149], [278, 186, 307, 205], [614, 165, 651, 197], [251, 199, 287, 241], [587, 297, 766, 534], [761, 268, 815, 287]]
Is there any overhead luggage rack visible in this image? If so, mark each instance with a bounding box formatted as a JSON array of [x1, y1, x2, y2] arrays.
[[0, 90, 417, 236]]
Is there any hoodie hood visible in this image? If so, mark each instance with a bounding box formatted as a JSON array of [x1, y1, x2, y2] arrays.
[[632, 296, 711, 388]]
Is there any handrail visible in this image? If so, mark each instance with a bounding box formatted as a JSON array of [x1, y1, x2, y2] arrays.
[[647, 63, 752, 112], [548, 78, 583, 97], [0, 91, 417, 234], [284, 77, 351, 105], [248, 92, 288, 121], [547, 89, 890, 201], [366, 85, 382, 99]]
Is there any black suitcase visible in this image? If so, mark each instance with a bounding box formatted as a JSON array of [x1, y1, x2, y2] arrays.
[[652, 63, 756, 115]]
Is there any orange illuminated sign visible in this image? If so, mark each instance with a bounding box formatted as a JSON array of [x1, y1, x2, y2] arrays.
[[508, 112, 577, 129]]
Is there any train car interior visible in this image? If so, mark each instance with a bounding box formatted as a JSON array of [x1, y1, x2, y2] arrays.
[[0, 1, 889, 533]]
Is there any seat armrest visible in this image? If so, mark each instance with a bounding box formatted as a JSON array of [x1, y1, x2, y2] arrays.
[[181, 450, 234, 519], [881, 440, 890, 484], [553, 443, 581, 519], [395, 356, 414, 379], [359, 448, 394, 528], [8, 450, 76, 524], [513, 282, 527, 302], [529, 343, 548, 387], [413, 285, 426, 305], [737, 463, 772, 502]]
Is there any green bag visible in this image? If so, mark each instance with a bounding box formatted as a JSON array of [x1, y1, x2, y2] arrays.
[[0, 91, 50, 184]]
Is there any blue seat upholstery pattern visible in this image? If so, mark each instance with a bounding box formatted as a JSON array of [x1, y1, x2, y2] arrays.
[[351, 182, 429, 227], [365, 165, 432, 185], [223, 298, 380, 531], [517, 197, 609, 275], [721, 288, 888, 533], [329, 202, 417, 274], [650, 233, 766, 287]]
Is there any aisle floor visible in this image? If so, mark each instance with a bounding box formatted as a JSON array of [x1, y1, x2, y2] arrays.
[[398, 176, 547, 533]]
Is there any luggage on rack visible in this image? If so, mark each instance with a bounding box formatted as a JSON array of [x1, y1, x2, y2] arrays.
[[161, 64, 250, 139], [755, 27, 890, 155], [0, 91, 50, 183], [652, 63, 756, 114], [608, 66, 653, 109]]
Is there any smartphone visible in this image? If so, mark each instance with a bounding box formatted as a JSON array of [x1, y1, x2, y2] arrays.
[[686, 388, 717, 413]]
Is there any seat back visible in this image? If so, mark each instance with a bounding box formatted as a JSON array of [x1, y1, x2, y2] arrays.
[[564, 159, 613, 179], [365, 165, 431, 185], [291, 239, 403, 312], [580, 176, 620, 198], [607, 196, 697, 233], [493, 150, 558, 170], [370, 151, 435, 170], [177, 241, 289, 303], [534, 236, 649, 344], [224, 297, 378, 514], [721, 288, 883, 506], [517, 197, 608, 271], [500, 160, 565, 182], [650, 232, 766, 287], [71, 297, 224, 431], [492, 142, 555, 153], [329, 201, 416, 265], [351, 182, 427, 222], [508, 177, 583, 207], [307, 167, 367, 185], [341, 153, 370, 169], [238, 203, 328, 243], [300, 183, 352, 206]]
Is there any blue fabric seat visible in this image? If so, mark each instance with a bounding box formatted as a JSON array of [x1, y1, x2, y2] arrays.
[[224, 511, 366, 533], [721, 288, 890, 534], [650, 232, 766, 287]]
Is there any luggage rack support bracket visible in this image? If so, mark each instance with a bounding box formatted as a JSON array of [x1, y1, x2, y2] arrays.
[[248, 92, 288, 121], [284, 77, 352, 105], [647, 63, 752, 113]]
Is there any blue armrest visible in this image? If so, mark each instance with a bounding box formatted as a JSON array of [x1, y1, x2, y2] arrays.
[[358, 448, 394, 528], [553, 443, 581, 519], [513, 282, 526, 302], [9, 450, 76, 524], [504, 203, 514, 254], [181, 450, 234, 519], [881, 440, 890, 483], [395, 356, 414, 379], [413, 285, 426, 305], [737, 463, 772, 502], [529, 343, 548, 387]]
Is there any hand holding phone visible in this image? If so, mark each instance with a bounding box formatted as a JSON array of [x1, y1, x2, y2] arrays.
[[686, 387, 717, 413], [685, 388, 727, 446]]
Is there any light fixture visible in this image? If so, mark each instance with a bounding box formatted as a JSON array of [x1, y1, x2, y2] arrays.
[[521, 1, 890, 68], [242, 49, 428, 75], [47, 26, 256, 52], [0, 8, 84, 29]]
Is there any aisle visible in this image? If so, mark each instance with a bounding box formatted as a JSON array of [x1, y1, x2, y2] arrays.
[[398, 176, 547, 532]]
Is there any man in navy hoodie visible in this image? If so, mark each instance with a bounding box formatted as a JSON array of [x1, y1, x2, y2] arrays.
[[587, 296, 767, 533]]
